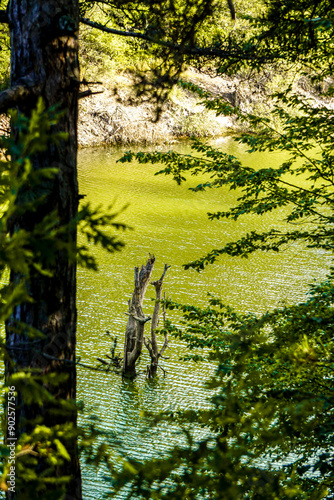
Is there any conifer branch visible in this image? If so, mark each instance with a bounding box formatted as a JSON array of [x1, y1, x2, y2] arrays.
[[79, 17, 255, 60]]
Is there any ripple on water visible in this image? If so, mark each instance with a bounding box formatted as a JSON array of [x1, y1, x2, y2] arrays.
[[77, 140, 332, 498]]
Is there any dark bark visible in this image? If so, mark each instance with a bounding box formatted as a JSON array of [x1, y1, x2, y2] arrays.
[[0, 84, 41, 114], [5, 1, 82, 499], [0, 9, 8, 24], [227, 0, 236, 21]]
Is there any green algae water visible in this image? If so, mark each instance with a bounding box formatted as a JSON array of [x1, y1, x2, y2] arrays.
[[77, 138, 331, 499]]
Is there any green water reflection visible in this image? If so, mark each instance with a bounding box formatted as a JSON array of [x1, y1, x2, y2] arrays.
[[77, 137, 331, 498]]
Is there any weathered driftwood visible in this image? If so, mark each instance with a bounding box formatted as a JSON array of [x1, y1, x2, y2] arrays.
[[122, 256, 155, 378], [121, 257, 170, 378], [144, 265, 170, 378]]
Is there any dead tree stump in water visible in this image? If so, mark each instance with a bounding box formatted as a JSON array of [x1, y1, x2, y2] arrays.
[[122, 256, 155, 378], [122, 257, 170, 378]]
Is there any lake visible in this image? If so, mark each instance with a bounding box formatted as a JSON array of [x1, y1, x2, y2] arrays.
[[77, 137, 331, 499]]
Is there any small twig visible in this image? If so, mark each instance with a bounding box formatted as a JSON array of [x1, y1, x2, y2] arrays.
[[41, 353, 110, 372], [158, 365, 167, 377], [78, 89, 104, 100], [80, 79, 103, 85], [151, 264, 171, 287], [97, 357, 109, 365], [125, 312, 152, 324]]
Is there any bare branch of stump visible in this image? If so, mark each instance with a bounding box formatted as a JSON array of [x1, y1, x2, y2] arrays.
[[125, 312, 151, 324], [143, 336, 153, 357], [158, 291, 169, 359], [145, 265, 171, 378], [97, 357, 109, 366], [158, 365, 167, 377], [159, 333, 169, 359], [98, 334, 123, 371]]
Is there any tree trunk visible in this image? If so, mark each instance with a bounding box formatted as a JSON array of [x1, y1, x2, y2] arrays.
[[122, 256, 155, 378], [5, 1, 81, 498]]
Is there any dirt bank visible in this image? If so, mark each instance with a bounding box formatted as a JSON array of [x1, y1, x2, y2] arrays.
[[78, 68, 334, 147], [78, 70, 239, 147], [1, 69, 333, 148]]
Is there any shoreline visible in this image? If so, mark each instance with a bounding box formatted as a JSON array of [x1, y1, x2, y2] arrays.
[[78, 70, 240, 148], [1, 69, 333, 150]]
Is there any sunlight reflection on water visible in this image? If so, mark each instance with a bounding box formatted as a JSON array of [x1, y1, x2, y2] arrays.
[[77, 138, 332, 499]]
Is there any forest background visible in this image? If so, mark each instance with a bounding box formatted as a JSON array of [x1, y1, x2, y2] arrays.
[[0, 1, 333, 500]]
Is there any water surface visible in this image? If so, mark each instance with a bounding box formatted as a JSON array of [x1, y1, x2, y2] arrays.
[[77, 138, 331, 498]]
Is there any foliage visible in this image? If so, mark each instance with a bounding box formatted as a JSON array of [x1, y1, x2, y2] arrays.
[[120, 86, 334, 270], [0, 100, 127, 498], [113, 3, 334, 496], [78, 0, 270, 101], [79, 6, 139, 79], [2, 1, 334, 498], [258, 0, 334, 77], [111, 276, 334, 498]]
